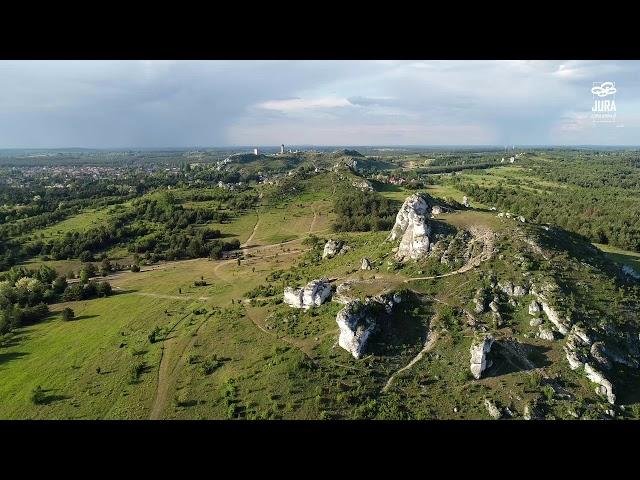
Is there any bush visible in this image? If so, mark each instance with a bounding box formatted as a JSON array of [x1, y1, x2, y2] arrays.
[[131, 264, 140, 272], [200, 355, 222, 375], [148, 326, 162, 344], [129, 361, 145, 383], [31, 385, 46, 405], [61, 307, 75, 321]]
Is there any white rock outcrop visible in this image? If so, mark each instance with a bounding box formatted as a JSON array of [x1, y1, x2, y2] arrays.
[[283, 278, 332, 309], [539, 301, 570, 336], [323, 239, 343, 259], [336, 292, 402, 358], [462, 196, 470, 207], [361, 258, 372, 270], [387, 194, 433, 260], [470, 334, 495, 379], [584, 363, 616, 404], [537, 326, 555, 341], [528, 300, 541, 315], [336, 300, 377, 359], [529, 318, 544, 327], [284, 287, 304, 308], [484, 398, 501, 419]]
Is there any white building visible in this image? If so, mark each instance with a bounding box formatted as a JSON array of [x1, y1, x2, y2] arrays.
[[253, 148, 259, 155], [280, 144, 285, 154]]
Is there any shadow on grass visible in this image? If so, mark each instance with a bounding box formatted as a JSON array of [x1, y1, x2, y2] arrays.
[[71, 314, 100, 321], [0, 351, 28, 366], [485, 341, 552, 378], [39, 388, 71, 404]]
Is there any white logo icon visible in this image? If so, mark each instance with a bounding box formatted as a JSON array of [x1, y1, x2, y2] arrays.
[[591, 81, 617, 97]]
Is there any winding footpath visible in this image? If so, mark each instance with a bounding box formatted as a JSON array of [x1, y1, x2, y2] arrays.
[[382, 326, 438, 393]]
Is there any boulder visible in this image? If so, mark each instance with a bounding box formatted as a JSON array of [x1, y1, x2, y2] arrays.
[[323, 239, 343, 259], [484, 398, 501, 419], [387, 194, 433, 260], [462, 196, 470, 208], [528, 300, 541, 315], [284, 278, 331, 309], [498, 281, 514, 296], [361, 258, 372, 270], [529, 318, 544, 327], [302, 279, 332, 308], [537, 326, 555, 341], [336, 293, 402, 359], [473, 288, 486, 314], [513, 285, 528, 296], [470, 334, 495, 379], [283, 287, 304, 308], [336, 300, 376, 359]]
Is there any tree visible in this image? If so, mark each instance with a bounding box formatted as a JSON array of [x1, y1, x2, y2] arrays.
[[52, 275, 68, 293], [100, 258, 112, 276], [61, 307, 75, 321], [79, 250, 94, 262]]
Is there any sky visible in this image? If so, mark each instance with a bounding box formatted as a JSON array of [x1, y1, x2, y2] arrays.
[[0, 60, 639, 148]]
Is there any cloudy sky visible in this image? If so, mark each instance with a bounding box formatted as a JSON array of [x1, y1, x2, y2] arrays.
[[0, 60, 638, 148]]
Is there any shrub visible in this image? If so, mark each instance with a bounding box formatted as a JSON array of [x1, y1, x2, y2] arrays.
[[148, 326, 162, 343], [31, 385, 46, 405], [61, 307, 75, 321], [129, 361, 145, 383], [200, 355, 222, 375], [131, 264, 141, 272]]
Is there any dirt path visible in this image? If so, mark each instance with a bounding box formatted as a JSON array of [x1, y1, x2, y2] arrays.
[[309, 210, 318, 233], [149, 312, 195, 419], [241, 213, 260, 247], [382, 327, 439, 393]]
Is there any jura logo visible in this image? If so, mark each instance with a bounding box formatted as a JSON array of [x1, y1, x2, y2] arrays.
[[592, 81, 616, 114], [591, 81, 617, 97]]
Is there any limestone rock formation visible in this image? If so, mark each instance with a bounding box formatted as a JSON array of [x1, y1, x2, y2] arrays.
[[537, 326, 555, 341], [462, 196, 470, 207], [484, 398, 501, 419], [336, 300, 376, 359], [529, 318, 544, 327], [528, 300, 541, 315], [584, 363, 616, 404], [473, 289, 486, 314], [387, 193, 433, 260], [590, 342, 612, 370], [361, 258, 372, 270], [336, 292, 402, 359], [283, 278, 332, 309], [470, 334, 495, 379], [323, 239, 343, 259]]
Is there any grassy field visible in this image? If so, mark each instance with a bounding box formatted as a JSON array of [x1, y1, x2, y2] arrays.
[[18, 205, 118, 245], [594, 243, 640, 271]]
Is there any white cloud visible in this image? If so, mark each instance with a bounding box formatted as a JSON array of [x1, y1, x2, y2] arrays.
[[256, 97, 352, 112]]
